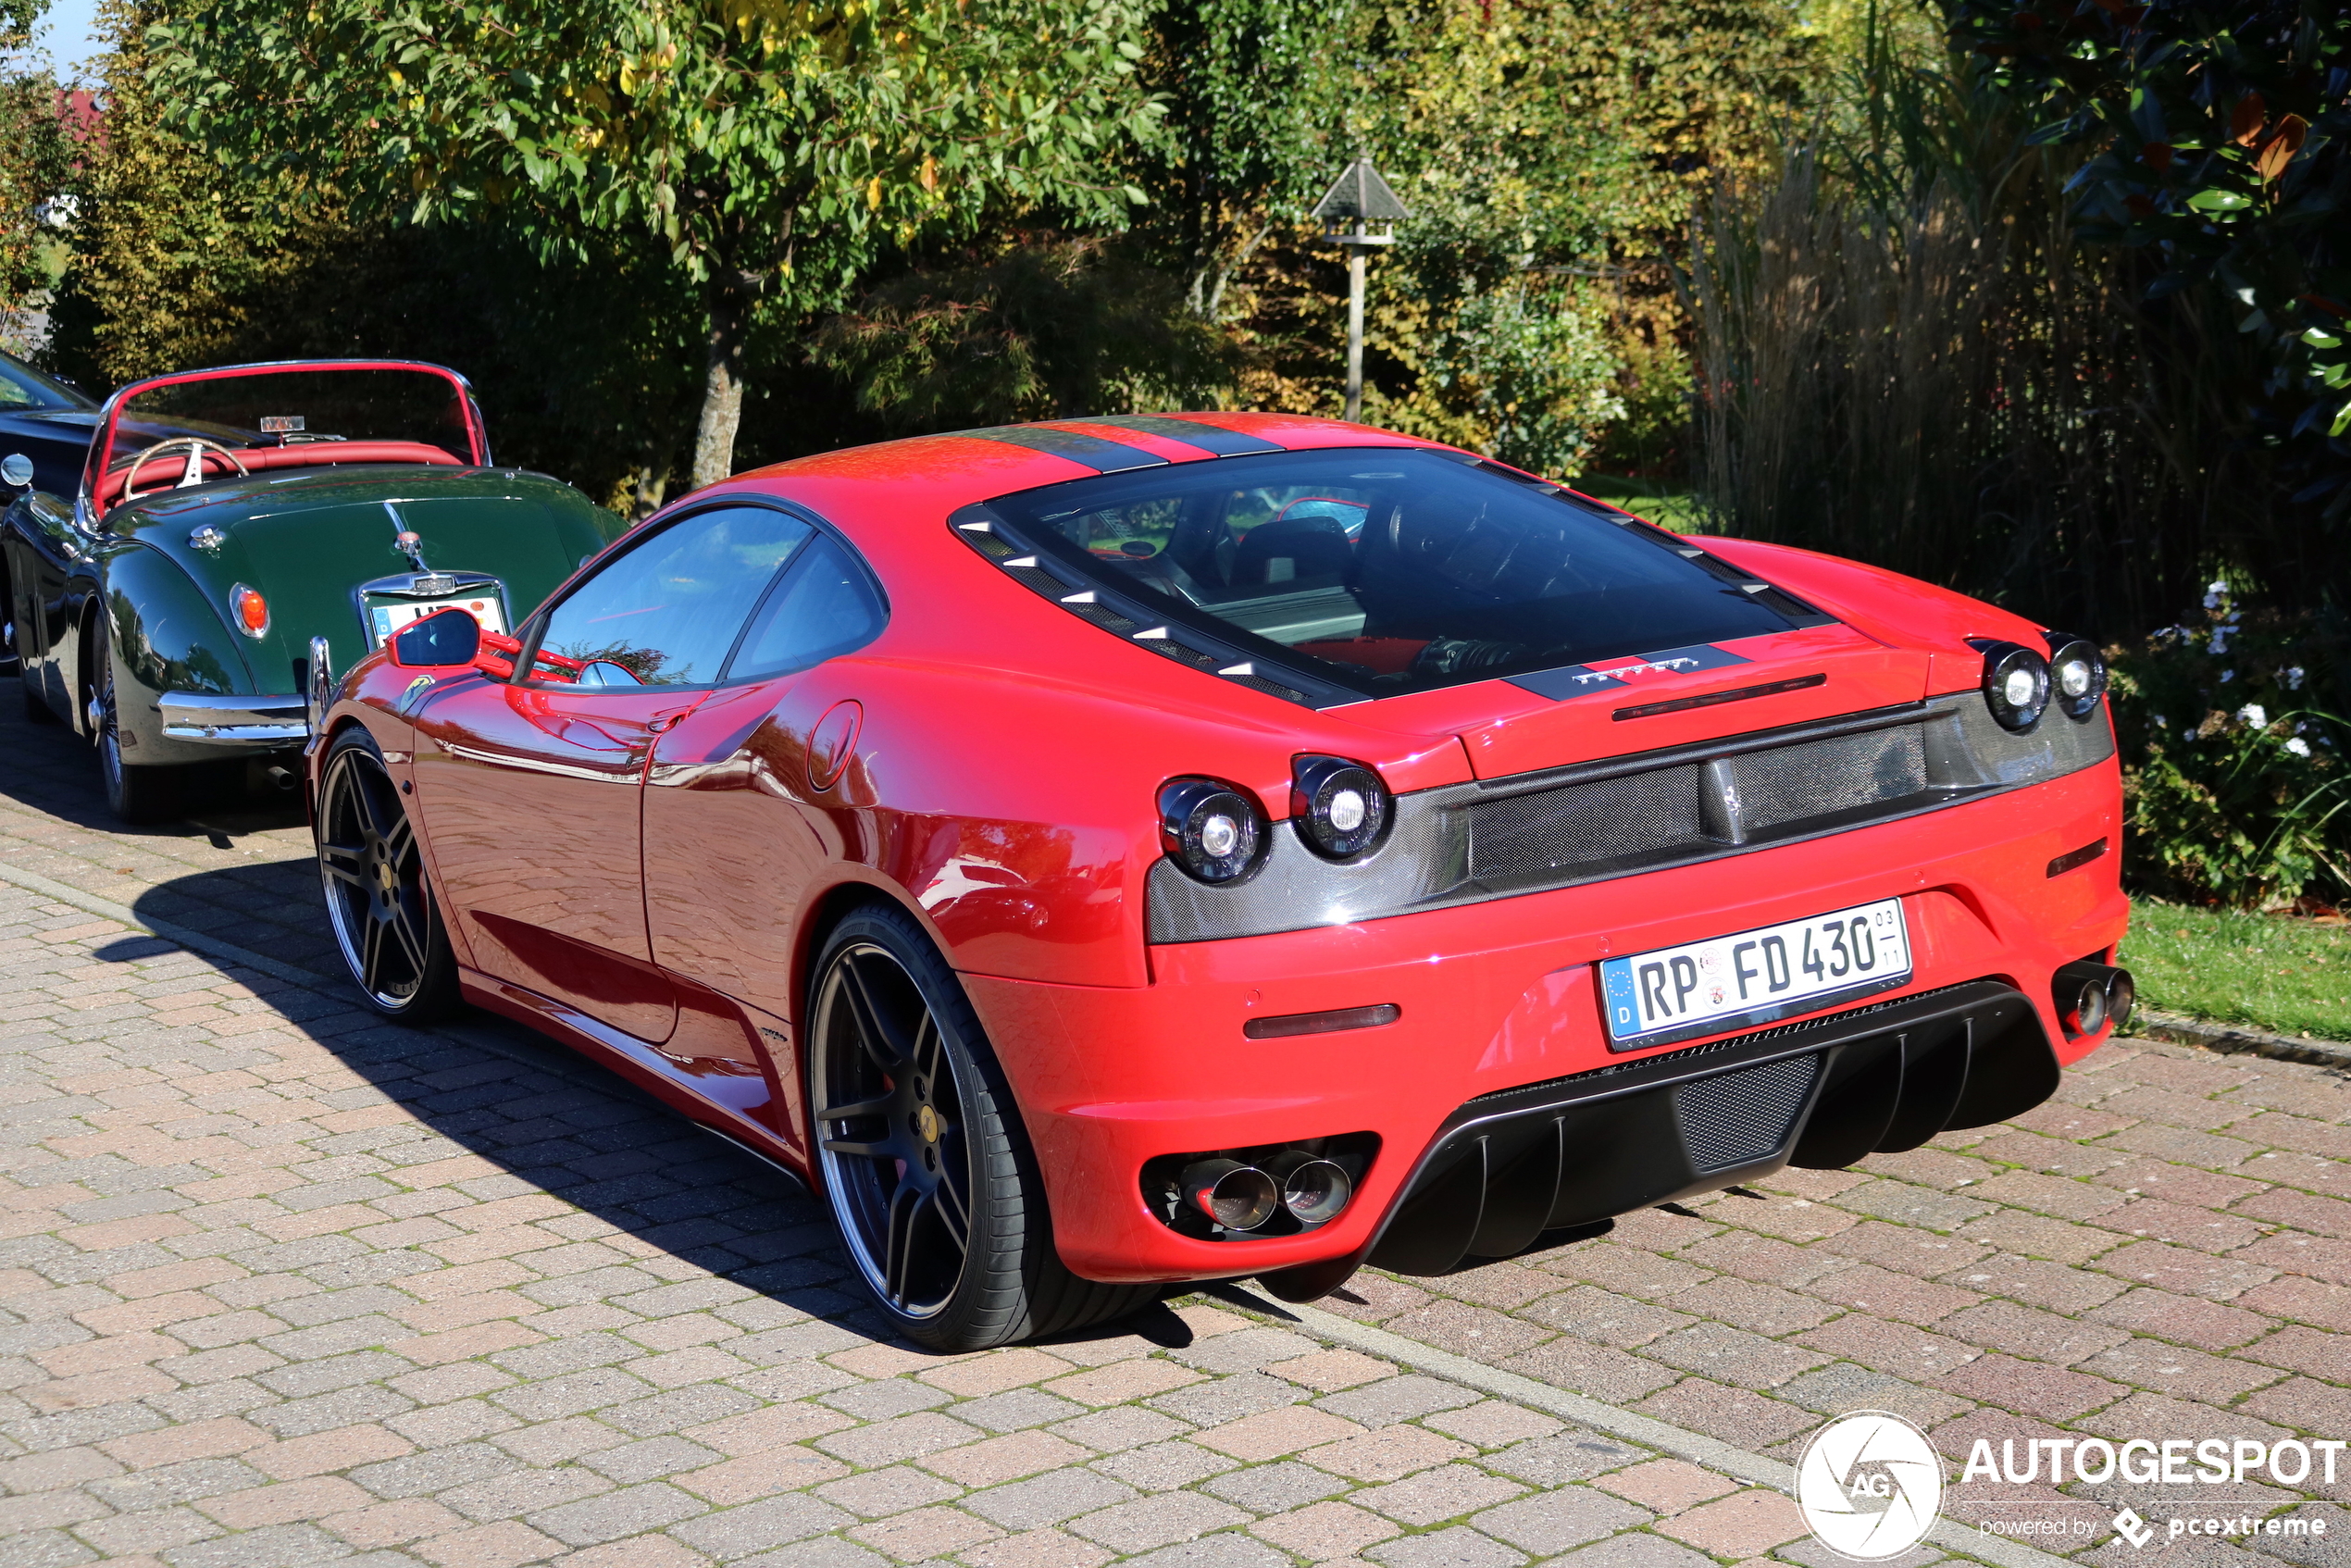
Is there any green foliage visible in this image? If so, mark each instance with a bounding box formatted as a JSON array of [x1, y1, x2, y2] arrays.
[[0, 0, 75, 329], [1940, 1, 2351, 540], [42, 0, 307, 382], [146, 0, 1166, 483], [811, 235, 1238, 429], [1135, 0, 1354, 319], [2109, 583, 2350, 906]]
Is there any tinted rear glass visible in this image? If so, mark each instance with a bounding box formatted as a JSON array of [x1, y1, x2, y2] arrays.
[[985, 448, 1817, 697]]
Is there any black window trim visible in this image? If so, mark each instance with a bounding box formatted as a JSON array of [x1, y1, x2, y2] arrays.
[[511, 493, 888, 691]]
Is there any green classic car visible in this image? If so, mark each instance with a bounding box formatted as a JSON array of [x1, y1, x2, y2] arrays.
[[0, 358, 624, 821]]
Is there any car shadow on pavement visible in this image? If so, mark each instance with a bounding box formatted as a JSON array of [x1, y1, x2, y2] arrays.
[[7, 684, 1194, 1356], [93, 874, 1198, 1361]]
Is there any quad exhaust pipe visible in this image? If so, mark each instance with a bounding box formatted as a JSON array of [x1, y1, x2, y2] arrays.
[[1178, 1151, 1355, 1232], [2053, 959, 2134, 1039]]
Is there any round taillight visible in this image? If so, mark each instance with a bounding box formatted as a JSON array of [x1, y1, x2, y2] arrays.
[[230, 583, 269, 639], [1158, 778, 1265, 885], [1291, 754, 1391, 860], [2044, 634, 2107, 719], [1975, 640, 2050, 732]]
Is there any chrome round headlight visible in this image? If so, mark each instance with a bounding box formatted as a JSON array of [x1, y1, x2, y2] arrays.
[[2043, 633, 2107, 719], [1290, 754, 1391, 860], [1158, 778, 1265, 884], [1976, 641, 2051, 732]]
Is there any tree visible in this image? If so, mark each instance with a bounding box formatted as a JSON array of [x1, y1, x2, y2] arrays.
[[1942, 0, 2351, 539], [1, 0, 77, 336], [149, 0, 1163, 489], [1132, 0, 1355, 322]]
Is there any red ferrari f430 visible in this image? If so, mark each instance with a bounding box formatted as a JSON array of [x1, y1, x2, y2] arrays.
[[308, 415, 2130, 1349]]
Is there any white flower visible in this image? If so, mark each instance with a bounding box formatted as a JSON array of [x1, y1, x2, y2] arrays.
[[2218, 668, 2234, 682], [2208, 579, 2229, 595], [2287, 738, 2312, 757], [2238, 703, 2268, 728], [2286, 666, 2306, 690], [2154, 715, 2170, 728]]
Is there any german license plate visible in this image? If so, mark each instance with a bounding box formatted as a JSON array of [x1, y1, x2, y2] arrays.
[[1599, 897, 1911, 1052], [367, 591, 507, 648]]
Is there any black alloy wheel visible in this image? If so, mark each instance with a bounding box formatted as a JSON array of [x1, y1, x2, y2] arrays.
[[93, 641, 179, 823], [317, 729, 458, 1022], [808, 903, 1155, 1350]]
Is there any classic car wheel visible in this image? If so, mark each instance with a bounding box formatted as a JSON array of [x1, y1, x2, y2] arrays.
[[93, 648, 180, 823], [810, 904, 1156, 1350], [317, 730, 459, 1023]]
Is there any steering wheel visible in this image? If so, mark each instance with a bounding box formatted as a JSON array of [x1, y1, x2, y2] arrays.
[[118, 438, 250, 503]]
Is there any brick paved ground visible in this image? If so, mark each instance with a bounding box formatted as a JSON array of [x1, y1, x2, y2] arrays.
[[2, 694, 2345, 1568]]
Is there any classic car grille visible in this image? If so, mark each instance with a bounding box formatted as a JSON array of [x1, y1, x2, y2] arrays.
[[1674, 1052, 1822, 1173], [1463, 721, 1928, 887]]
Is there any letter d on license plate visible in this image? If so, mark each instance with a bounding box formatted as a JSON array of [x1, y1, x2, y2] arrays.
[[1599, 898, 1911, 1052]]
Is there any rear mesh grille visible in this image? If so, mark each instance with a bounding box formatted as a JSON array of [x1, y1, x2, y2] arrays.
[[1463, 722, 1931, 886], [1468, 765, 1704, 880], [1674, 1052, 1822, 1172], [1731, 725, 1924, 831]]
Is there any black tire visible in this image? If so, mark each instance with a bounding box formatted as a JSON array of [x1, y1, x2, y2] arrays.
[[316, 728, 460, 1023], [93, 645, 180, 823], [808, 902, 1156, 1350]]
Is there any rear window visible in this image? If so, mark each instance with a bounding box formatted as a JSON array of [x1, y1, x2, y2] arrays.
[[981, 448, 1826, 699]]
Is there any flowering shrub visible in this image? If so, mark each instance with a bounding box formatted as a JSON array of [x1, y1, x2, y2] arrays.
[[2109, 585, 2348, 908]]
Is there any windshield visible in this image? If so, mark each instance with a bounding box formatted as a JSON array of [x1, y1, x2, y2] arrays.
[[982, 447, 1827, 698], [0, 354, 93, 412], [108, 366, 475, 462]]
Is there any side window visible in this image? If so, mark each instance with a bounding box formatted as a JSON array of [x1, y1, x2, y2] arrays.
[[529, 505, 812, 686], [723, 534, 886, 683]]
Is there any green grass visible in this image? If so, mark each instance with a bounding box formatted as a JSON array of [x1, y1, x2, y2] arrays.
[[2121, 896, 2351, 1041], [1566, 475, 1708, 534]]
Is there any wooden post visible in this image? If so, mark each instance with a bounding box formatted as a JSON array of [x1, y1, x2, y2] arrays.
[[1346, 220, 1367, 423]]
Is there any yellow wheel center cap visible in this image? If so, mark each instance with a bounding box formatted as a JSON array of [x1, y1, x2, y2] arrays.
[[915, 1105, 940, 1143], [377, 862, 397, 892]]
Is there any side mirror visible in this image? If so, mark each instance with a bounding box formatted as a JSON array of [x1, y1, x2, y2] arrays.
[[388, 607, 482, 669], [0, 454, 31, 490]]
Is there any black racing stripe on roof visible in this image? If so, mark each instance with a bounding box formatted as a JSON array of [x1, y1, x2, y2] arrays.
[[1080, 414, 1287, 456], [953, 426, 1168, 473]]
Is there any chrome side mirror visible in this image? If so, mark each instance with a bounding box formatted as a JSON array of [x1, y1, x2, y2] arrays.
[[0, 454, 32, 490]]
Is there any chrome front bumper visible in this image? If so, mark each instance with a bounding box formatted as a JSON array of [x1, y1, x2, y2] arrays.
[[158, 691, 308, 746]]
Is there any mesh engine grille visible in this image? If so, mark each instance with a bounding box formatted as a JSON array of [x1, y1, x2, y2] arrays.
[[1731, 725, 1925, 832], [1673, 1052, 1822, 1173], [1468, 765, 1704, 881], [1464, 723, 1931, 886]]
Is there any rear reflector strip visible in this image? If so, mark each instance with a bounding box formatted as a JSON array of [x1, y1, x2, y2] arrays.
[[1243, 1003, 1402, 1039], [1612, 673, 1828, 721], [2046, 837, 2108, 877], [952, 425, 1168, 473], [1079, 414, 1287, 456]]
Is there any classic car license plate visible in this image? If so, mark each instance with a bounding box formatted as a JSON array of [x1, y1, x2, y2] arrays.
[[367, 592, 507, 648], [1599, 897, 1911, 1052]]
